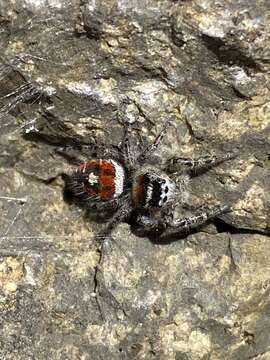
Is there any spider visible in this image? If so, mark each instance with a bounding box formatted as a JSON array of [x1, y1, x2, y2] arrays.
[[64, 122, 235, 241]]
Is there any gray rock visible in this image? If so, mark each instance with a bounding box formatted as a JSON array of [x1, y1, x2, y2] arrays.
[[0, 0, 269, 359]]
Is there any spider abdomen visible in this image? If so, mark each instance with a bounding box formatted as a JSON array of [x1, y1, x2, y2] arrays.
[[69, 159, 125, 201], [133, 171, 175, 208]]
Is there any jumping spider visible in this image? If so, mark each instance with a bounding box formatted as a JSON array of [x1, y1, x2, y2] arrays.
[[65, 122, 235, 241]]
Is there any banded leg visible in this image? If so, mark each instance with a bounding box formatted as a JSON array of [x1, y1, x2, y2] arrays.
[[161, 204, 230, 239], [134, 212, 161, 233], [137, 122, 170, 165], [120, 125, 136, 168], [96, 195, 133, 243], [167, 152, 237, 174]]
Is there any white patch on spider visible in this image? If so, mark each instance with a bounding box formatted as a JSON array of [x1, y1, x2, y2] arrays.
[[159, 178, 176, 207], [110, 160, 125, 197], [88, 172, 99, 185], [146, 184, 153, 204]]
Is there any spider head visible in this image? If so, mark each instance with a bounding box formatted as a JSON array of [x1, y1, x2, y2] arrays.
[[133, 169, 175, 209]]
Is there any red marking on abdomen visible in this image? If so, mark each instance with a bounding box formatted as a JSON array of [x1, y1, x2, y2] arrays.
[[77, 160, 116, 200]]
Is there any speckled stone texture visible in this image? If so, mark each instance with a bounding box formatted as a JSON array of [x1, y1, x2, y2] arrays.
[[0, 0, 270, 359]]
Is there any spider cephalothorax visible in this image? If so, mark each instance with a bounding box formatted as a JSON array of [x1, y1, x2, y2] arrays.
[[66, 123, 235, 240], [132, 169, 175, 209]]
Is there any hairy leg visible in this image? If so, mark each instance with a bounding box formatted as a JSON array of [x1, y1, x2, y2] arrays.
[[136, 122, 170, 165], [134, 210, 161, 233], [55, 145, 93, 165], [96, 194, 133, 242], [55, 140, 125, 168], [134, 204, 230, 238], [161, 204, 230, 238], [167, 152, 237, 174], [120, 124, 136, 169]]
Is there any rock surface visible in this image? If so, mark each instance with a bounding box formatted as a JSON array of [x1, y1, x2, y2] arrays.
[[0, 0, 269, 359]]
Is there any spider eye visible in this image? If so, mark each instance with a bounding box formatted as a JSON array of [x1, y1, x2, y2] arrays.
[[133, 172, 175, 208]]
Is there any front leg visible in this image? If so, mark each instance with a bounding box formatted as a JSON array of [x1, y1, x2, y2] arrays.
[[134, 204, 230, 238], [133, 210, 161, 233], [56, 140, 124, 167], [55, 144, 96, 166], [136, 122, 170, 165], [161, 204, 230, 239], [167, 152, 236, 175]]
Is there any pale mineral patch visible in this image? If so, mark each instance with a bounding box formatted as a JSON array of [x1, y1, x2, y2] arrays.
[[234, 182, 266, 224], [221, 159, 255, 187], [132, 289, 161, 309], [159, 322, 211, 359], [103, 253, 143, 288], [24, 263, 36, 286], [217, 93, 270, 138], [61, 78, 118, 105], [132, 80, 167, 107], [69, 250, 99, 278], [24, 0, 62, 9], [86, 0, 97, 13], [248, 99, 270, 129], [0, 257, 24, 293], [231, 235, 270, 302], [86, 323, 130, 346]]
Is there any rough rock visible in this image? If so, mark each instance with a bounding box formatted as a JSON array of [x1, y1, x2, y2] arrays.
[[0, 0, 269, 359]]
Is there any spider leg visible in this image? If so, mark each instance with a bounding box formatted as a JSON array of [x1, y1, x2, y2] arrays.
[[56, 140, 124, 166], [134, 204, 230, 238], [134, 210, 161, 233], [55, 145, 94, 165], [120, 124, 136, 168], [166, 152, 237, 175], [136, 122, 170, 165], [96, 194, 133, 243], [161, 204, 230, 239]]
